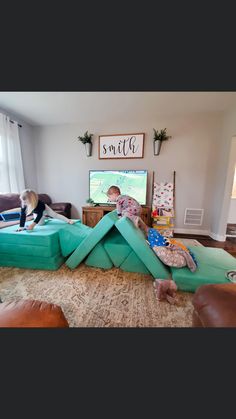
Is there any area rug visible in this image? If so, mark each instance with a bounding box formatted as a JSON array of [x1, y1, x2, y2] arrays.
[[0, 239, 202, 328]]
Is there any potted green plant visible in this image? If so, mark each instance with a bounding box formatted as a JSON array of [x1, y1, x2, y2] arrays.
[[86, 198, 95, 206], [153, 128, 171, 155], [78, 131, 93, 156]]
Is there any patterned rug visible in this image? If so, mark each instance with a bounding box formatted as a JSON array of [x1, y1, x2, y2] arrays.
[[0, 238, 201, 327]]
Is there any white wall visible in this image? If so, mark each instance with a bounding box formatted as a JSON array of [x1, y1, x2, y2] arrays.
[[211, 104, 236, 239], [33, 112, 223, 232], [0, 107, 37, 191], [228, 199, 236, 223]]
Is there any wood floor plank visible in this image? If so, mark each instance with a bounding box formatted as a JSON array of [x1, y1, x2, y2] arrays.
[[174, 234, 236, 257]]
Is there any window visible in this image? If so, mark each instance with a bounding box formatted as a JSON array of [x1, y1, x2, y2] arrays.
[[0, 132, 5, 193], [0, 114, 25, 193]]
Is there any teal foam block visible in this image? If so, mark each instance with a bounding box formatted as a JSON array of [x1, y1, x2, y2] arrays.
[[0, 218, 70, 246], [0, 252, 65, 270], [115, 217, 170, 279], [0, 242, 57, 258], [170, 246, 236, 292], [103, 227, 132, 267], [85, 239, 113, 269], [120, 250, 150, 274], [58, 222, 92, 257], [66, 211, 119, 269], [0, 219, 71, 269], [0, 219, 69, 256]]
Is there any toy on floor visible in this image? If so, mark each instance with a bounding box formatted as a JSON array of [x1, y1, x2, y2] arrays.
[[153, 279, 178, 304]]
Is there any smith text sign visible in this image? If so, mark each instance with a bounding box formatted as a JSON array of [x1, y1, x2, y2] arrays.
[[99, 133, 144, 159]]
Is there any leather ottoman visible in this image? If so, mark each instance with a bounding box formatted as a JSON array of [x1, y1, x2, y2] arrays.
[[192, 283, 236, 327], [0, 299, 69, 327]]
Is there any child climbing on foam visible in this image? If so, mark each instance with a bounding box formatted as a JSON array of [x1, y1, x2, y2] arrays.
[[17, 189, 74, 231], [106, 185, 148, 234]]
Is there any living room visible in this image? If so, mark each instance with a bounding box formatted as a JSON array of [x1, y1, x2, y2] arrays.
[[0, 92, 236, 327]]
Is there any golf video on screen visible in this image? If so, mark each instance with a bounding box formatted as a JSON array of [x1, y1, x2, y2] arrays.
[[89, 170, 148, 205]]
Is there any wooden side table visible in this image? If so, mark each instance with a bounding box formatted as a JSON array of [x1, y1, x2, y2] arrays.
[[82, 205, 151, 228]]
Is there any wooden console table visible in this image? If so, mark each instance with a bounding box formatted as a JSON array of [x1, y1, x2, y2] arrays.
[[82, 205, 151, 228]]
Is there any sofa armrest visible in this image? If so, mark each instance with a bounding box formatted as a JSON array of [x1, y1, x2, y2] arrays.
[[50, 202, 72, 218], [50, 202, 71, 211], [0, 300, 69, 327], [192, 310, 204, 327], [192, 283, 236, 327]]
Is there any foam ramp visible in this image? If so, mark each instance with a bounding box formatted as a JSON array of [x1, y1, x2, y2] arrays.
[[59, 222, 92, 257], [103, 227, 132, 267], [120, 250, 150, 274], [115, 217, 170, 279], [66, 211, 118, 269], [103, 227, 150, 273], [85, 239, 113, 269]]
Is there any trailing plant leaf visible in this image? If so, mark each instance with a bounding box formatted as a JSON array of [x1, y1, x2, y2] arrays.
[[153, 128, 171, 142], [86, 198, 95, 204], [78, 130, 93, 144]]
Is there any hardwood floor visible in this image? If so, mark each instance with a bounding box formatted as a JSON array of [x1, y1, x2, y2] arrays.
[[174, 233, 236, 257]]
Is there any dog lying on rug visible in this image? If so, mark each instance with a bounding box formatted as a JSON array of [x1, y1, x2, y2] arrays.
[[153, 279, 178, 305]]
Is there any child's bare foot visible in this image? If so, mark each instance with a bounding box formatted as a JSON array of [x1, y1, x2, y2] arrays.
[[137, 217, 149, 234], [68, 220, 75, 224]]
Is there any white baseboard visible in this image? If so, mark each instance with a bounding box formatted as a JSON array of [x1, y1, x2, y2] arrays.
[[174, 228, 227, 242], [174, 228, 210, 236], [209, 232, 226, 242]]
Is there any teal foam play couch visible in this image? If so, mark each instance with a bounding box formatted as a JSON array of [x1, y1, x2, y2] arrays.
[[64, 212, 236, 292], [1, 212, 236, 293]]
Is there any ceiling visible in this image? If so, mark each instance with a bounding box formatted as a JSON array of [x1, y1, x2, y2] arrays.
[[0, 92, 236, 126]]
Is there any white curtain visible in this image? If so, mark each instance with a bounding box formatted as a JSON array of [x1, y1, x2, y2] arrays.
[[0, 113, 25, 193]]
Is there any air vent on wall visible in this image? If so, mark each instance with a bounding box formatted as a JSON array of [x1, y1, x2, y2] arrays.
[[184, 208, 204, 226]]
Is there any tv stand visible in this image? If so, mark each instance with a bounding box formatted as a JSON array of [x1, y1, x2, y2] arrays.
[[97, 203, 114, 207], [82, 205, 151, 228]]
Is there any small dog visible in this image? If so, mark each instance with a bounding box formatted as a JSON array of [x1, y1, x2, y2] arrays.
[[153, 279, 178, 304]]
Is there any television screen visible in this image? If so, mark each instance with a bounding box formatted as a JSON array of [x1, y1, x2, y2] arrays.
[[89, 170, 148, 205]]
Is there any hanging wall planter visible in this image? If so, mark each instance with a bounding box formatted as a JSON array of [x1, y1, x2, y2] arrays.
[[153, 128, 171, 156], [77, 131, 93, 157], [154, 139, 162, 156], [85, 142, 92, 157]]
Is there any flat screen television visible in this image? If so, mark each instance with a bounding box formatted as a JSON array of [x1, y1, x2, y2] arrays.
[[89, 170, 148, 205]]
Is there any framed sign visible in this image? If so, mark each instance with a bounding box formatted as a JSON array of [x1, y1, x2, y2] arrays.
[[99, 133, 145, 159]]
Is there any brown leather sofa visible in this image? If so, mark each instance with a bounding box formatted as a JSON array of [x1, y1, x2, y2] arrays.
[[0, 193, 72, 229], [192, 283, 236, 327], [0, 299, 69, 327]]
